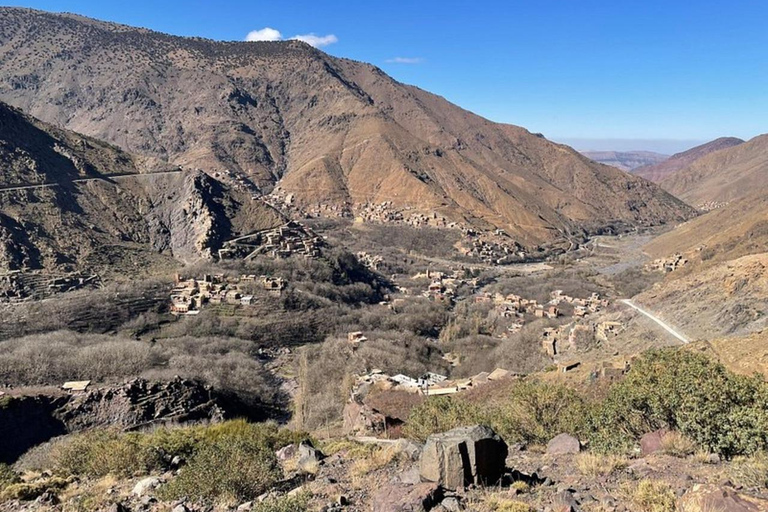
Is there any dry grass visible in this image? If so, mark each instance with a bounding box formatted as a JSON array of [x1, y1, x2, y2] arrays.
[[470, 493, 533, 512], [349, 444, 402, 478], [510, 480, 530, 494], [729, 452, 768, 489], [625, 479, 676, 512], [660, 431, 696, 458], [576, 453, 628, 477]]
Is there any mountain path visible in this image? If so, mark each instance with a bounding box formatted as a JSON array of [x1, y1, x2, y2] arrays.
[[621, 298, 690, 344], [0, 169, 183, 193]]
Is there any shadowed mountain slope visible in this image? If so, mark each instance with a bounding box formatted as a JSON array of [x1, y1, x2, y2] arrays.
[[0, 101, 281, 272]]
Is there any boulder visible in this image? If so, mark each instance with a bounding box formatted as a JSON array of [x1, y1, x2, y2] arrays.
[[640, 428, 668, 457], [131, 476, 160, 497], [419, 425, 508, 490], [276, 443, 298, 461], [297, 441, 324, 473], [677, 484, 768, 511], [546, 434, 581, 455], [372, 482, 443, 512]]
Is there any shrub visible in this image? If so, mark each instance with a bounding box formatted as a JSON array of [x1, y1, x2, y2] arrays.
[[50, 420, 306, 503], [729, 452, 768, 489], [159, 433, 279, 502], [576, 453, 628, 477], [660, 431, 696, 457], [585, 349, 768, 456], [253, 492, 310, 512], [0, 464, 19, 491], [403, 396, 481, 442], [52, 429, 158, 478], [404, 380, 585, 445], [628, 479, 676, 512], [480, 380, 586, 445], [0, 477, 68, 501]]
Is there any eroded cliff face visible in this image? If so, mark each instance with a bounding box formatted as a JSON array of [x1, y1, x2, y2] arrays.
[[0, 170, 281, 273]]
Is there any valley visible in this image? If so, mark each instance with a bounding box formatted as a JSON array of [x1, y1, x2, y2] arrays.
[[0, 6, 765, 512]]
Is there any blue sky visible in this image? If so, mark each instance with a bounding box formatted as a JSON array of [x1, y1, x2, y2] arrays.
[[7, 0, 768, 152]]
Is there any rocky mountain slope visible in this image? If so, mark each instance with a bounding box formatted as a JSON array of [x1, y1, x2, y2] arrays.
[[0, 8, 694, 249], [645, 192, 768, 266], [659, 135, 766, 207], [0, 101, 281, 272], [581, 150, 668, 171], [632, 137, 743, 183]]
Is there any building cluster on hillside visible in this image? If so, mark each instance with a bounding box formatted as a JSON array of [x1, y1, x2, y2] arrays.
[[460, 228, 525, 265], [417, 269, 478, 303], [169, 274, 286, 315], [540, 320, 625, 358], [218, 221, 323, 261], [351, 367, 514, 397], [475, 289, 607, 330], [0, 271, 102, 302], [647, 253, 688, 273]]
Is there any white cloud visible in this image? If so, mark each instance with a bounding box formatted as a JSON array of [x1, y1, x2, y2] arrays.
[[244, 28, 338, 48], [385, 57, 425, 64], [245, 27, 283, 42], [290, 33, 338, 48]]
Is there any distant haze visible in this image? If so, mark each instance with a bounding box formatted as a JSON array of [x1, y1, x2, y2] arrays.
[[555, 138, 707, 154]]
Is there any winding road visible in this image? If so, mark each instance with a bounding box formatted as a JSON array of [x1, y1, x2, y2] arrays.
[[621, 299, 690, 344], [0, 169, 183, 193]]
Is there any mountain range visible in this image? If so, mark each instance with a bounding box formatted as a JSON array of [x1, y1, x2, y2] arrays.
[[581, 150, 668, 171], [0, 7, 693, 254]]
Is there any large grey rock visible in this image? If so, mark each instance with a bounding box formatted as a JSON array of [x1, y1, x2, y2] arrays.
[[419, 425, 508, 490], [546, 433, 581, 455], [131, 476, 160, 497], [372, 482, 443, 512]]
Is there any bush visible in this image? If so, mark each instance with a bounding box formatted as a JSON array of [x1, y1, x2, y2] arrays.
[[404, 380, 585, 446], [253, 492, 310, 512], [576, 453, 628, 477], [159, 431, 279, 502], [403, 396, 481, 442], [729, 452, 768, 489], [628, 479, 676, 512], [480, 380, 585, 445], [52, 430, 158, 478], [50, 420, 306, 503], [585, 349, 768, 456], [0, 464, 19, 491], [660, 431, 696, 457]]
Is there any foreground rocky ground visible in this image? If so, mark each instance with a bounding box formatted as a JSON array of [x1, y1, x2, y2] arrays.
[[3, 424, 768, 512]]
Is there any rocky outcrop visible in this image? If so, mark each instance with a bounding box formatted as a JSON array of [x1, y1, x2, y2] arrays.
[[59, 377, 226, 431], [419, 425, 508, 490], [372, 483, 443, 512], [677, 484, 768, 511], [0, 377, 227, 463]]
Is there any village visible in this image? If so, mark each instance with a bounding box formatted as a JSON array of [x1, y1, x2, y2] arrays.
[[169, 273, 286, 315], [217, 221, 324, 261]]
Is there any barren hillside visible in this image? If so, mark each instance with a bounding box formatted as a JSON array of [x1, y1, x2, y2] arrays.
[[632, 137, 743, 183], [645, 192, 768, 266], [659, 135, 766, 207], [0, 8, 694, 249], [0, 102, 282, 272]]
